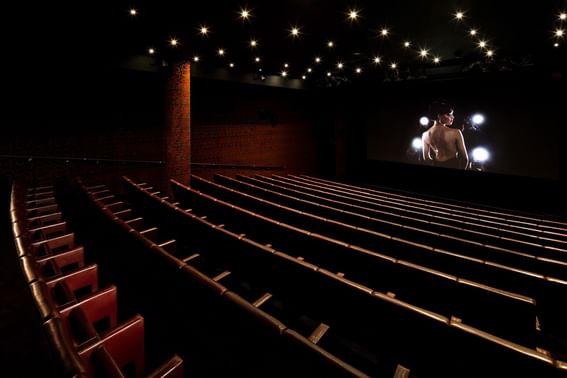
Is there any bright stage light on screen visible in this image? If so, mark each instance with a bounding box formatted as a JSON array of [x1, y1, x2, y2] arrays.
[[471, 114, 485, 125], [412, 137, 423, 150], [419, 116, 430, 126], [472, 147, 490, 162]]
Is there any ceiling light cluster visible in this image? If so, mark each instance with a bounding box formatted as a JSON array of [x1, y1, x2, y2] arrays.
[[551, 11, 566, 47], [452, 9, 498, 59], [125, 5, 561, 82]]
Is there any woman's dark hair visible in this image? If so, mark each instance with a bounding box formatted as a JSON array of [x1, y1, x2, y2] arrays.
[[428, 101, 453, 118]]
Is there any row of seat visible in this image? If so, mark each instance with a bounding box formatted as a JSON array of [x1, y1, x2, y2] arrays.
[[290, 174, 567, 255], [299, 175, 567, 230], [78, 177, 370, 377], [286, 173, 567, 256], [117, 176, 566, 376], [210, 174, 567, 357], [250, 175, 567, 264], [10, 182, 183, 377], [176, 176, 539, 347]]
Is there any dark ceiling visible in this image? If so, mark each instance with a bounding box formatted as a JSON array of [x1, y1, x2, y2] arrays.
[[4, 0, 567, 86]]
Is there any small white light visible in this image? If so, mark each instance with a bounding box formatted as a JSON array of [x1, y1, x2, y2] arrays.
[[380, 28, 389, 36], [337, 62, 344, 69], [478, 40, 487, 48], [170, 39, 178, 46], [307, 68, 312, 73], [355, 67, 362, 74], [404, 41, 411, 48], [348, 10, 359, 20], [315, 57, 321, 63], [200, 26, 209, 36], [290, 27, 300, 37], [328, 41, 334, 48], [455, 11, 464, 20], [255, 57, 261, 62], [554, 42, 560, 47], [148, 48, 155, 55], [555, 29, 565, 38], [229, 63, 235, 68], [218, 49, 225, 56], [412, 137, 423, 150], [469, 29, 477, 36], [373, 56, 381, 64], [281, 71, 288, 77], [486, 49, 494, 57], [129, 9, 137, 16], [302, 75, 306, 80], [472, 114, 485, 125], [327, 72, 332, 77], [559, 12, 567, 21], [472, 147, 490, 162], [390, 63, 397, 69], [193, 56, 200, 62], [419, 117, 430, 126], [240, 9, 251, 20], [433, 57, 441, 63], [250, 40, 258, 47], [284, 63, 289, 68], [419, 49, 429, 58]]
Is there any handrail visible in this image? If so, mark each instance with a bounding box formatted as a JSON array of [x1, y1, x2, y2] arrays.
[[191, 162, 285, 170], [0, 155, 165, 165]]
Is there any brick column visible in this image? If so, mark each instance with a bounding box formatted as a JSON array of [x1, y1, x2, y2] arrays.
[[164, 62, 191, 187]]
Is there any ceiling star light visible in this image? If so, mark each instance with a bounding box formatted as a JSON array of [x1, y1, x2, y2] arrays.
[[347, 9, 360, 21], [373, 56, 382, 64], [419, 49, 429, 58], [390, 63, 397, 69], [315, 57, 321, 63], [485, 49, 494, 57], [239, 8, 251, 20], [129, 8, 137, 16], [337, 62, 344, 69], [255, 57, 261, 62], [281, 71, 288, 77], [199, 26, 209, 36], [307, 68, 312, 73], [193, 56, 200, 62], [555, 28, 565, 38], [454, 10, 465, 20], [290, 26, 301, 38], [302, 75, 306, 80], [328, 41, 334, 48], [170, 38, 178, 46], [218, 49, 225, 56], [403, 41, 411, 48], [469, 28, 478, 36], [355, 67, 362, 74], [327, 72, 332, 77], [284, 63, 289, 68], [559, 12, 567, 21], [229, 63, 235, 68], [250, 39, 258, 47], [380, 28, 389, 37], [433, 56, 441, 64], [477, 40, 488, 49], [148, 48, 155, 54]]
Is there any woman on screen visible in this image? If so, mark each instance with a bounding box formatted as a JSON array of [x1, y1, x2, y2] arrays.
[[422, 102, 469, 169]]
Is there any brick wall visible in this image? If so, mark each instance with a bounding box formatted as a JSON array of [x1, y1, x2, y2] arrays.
[[191, 80, 317, 180], [0, 69, 166, 190]]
